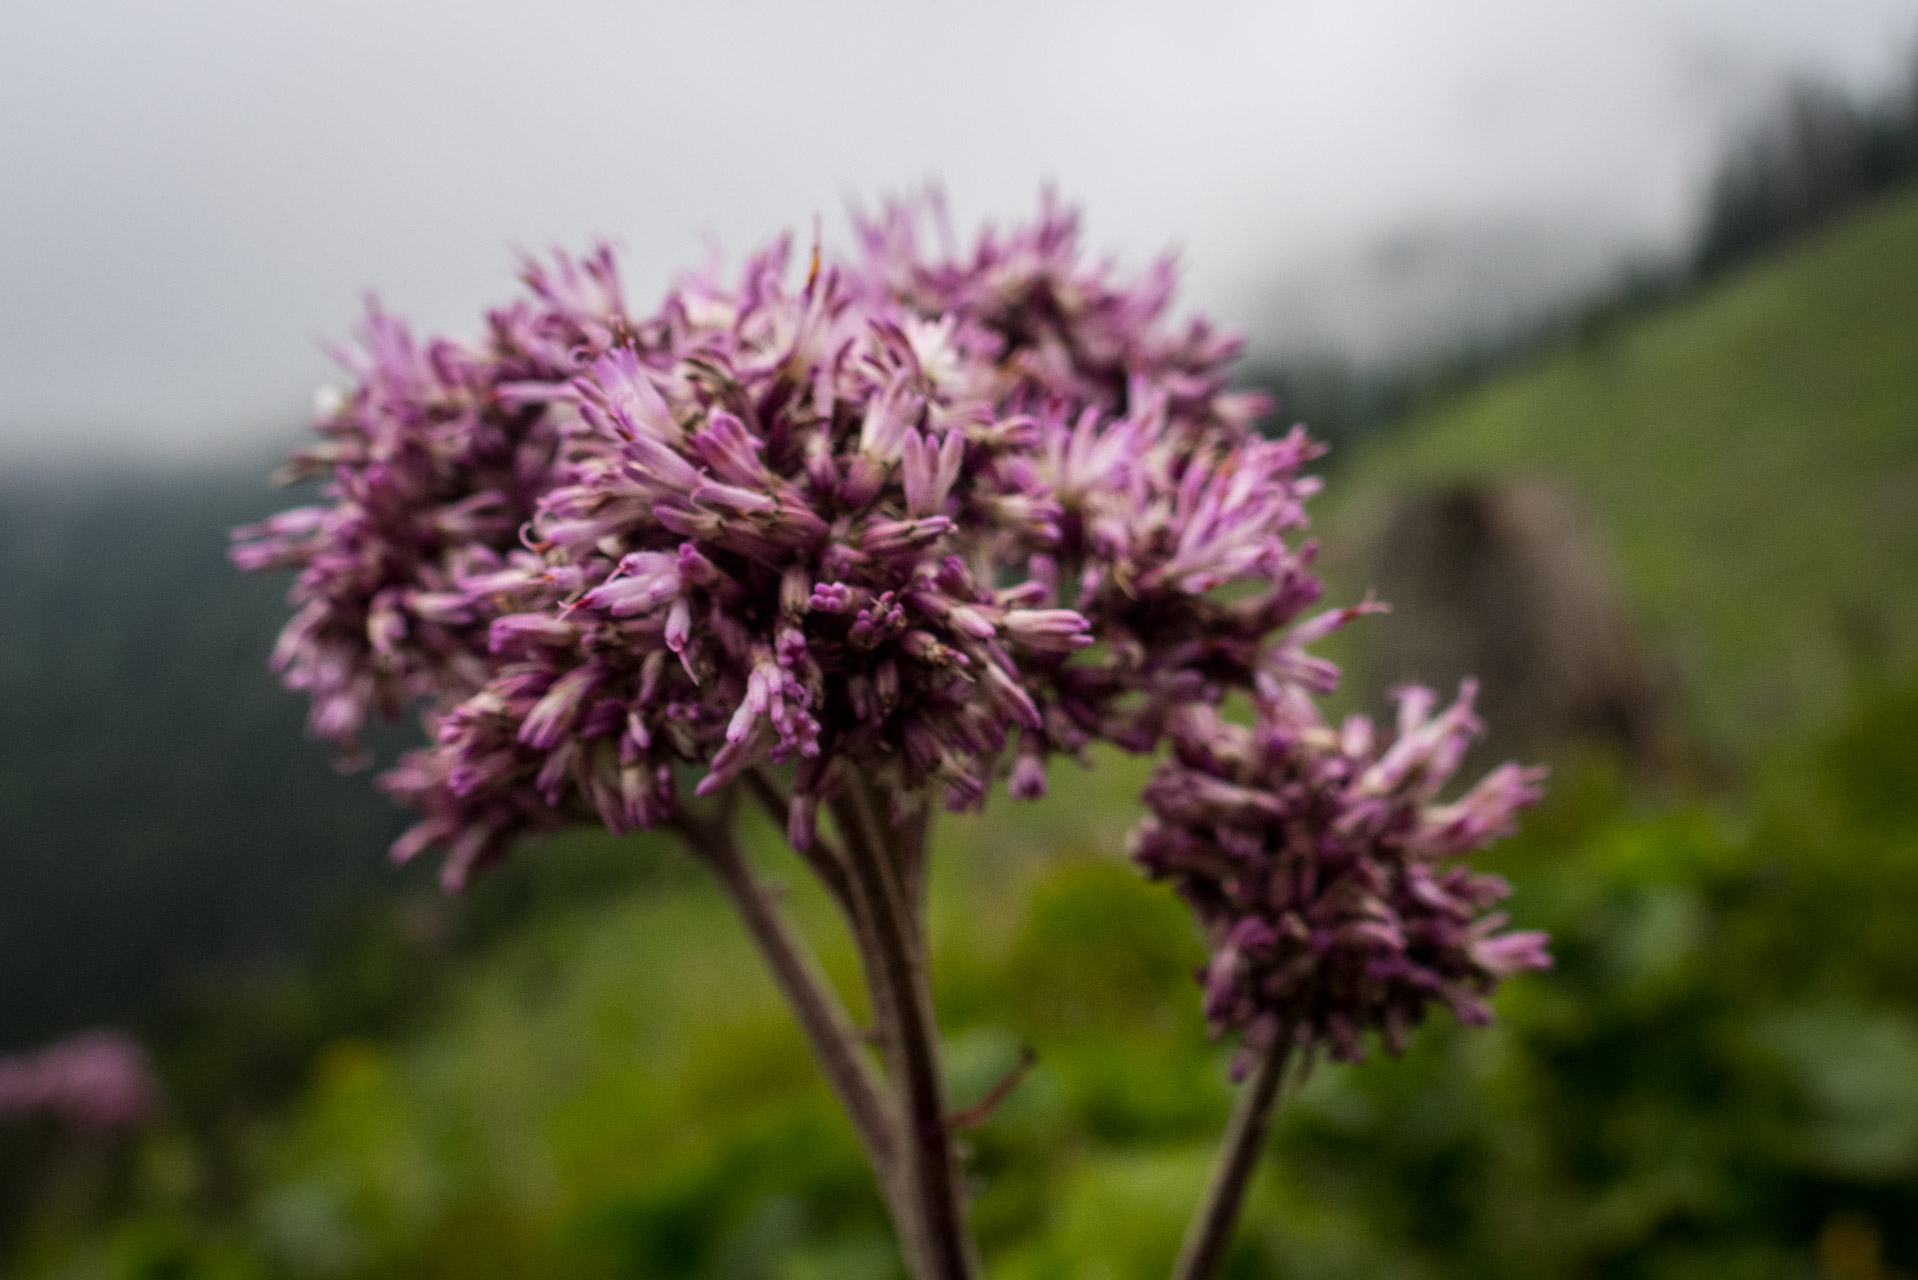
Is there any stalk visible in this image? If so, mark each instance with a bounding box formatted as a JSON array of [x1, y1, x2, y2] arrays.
[[682, 777, 978, 1279], [672, 812, 900, 1195], [838, 784, 979, 1280], [1171, 1031, 1294, 1280], [743, 767, 854, 909]]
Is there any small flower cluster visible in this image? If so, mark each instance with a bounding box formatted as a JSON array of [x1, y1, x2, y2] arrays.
[[852, 191, 1264, 441], [1132, 681, 1550, 1069], [0, 1031, 157, 1130], [239, 199, 1336, 887], [230, 249, 626, 759]]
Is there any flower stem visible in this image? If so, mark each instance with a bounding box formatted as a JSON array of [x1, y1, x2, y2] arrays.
[[1171, 1031, 1294, 1280], [836, 784, 979, 1280], [743, 767, 854, 908], [672, 812, 899, 1192]]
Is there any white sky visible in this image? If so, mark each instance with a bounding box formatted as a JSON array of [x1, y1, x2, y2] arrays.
[[2, 0, 1915, 460]]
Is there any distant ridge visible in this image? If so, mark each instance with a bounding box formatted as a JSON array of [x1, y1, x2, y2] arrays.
[[0, 471, 413, 1048]]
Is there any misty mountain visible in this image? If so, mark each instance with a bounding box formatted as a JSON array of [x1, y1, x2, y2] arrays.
[[1249, 215, 1653, 371], [0, 469, 414, 1050]]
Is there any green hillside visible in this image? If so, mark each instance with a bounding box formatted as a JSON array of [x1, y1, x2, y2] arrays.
[[1327, 186, 1918, 762]]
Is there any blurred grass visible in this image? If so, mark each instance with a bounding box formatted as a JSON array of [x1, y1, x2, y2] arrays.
[[15, 190, 1918, 1278], [33, 707, 1918, 1278]]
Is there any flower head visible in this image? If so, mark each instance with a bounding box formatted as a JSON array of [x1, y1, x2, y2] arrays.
[[240, 199, 1335, 887], [1132, 679, 1550, 1072], [229, 250, 627, 760], [851, 189, 1269, 439]]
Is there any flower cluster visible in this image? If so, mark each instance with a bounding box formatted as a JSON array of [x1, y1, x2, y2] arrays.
[[1132, 681, 1550, 1069], [0, 1031, 157, 1130], [230, 249, 627, 759], [240, 199, 1339, 888], [851, 191, 1266, 442]]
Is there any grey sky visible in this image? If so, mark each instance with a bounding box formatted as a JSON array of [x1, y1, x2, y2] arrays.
[[3, 0, 1915, 460]]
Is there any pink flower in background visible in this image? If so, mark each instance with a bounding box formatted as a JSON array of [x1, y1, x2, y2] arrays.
[[0, 1031, 158, 1130]]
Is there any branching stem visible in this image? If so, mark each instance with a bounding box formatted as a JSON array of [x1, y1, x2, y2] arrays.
[[671, 811, 899, 1195], [949, 1044, 1037, 1130], [742, 767, 854, 908], [677, 774, 978, 1279]]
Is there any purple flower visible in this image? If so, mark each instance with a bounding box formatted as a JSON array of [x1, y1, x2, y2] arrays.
[[1131, 678, 1549, 1071], [0, 1031, 158, 1130], [852, 189, 1270, 440], [235, 198, 1558, 1276], [239, 198, 1337, 886], [229, 250, 630, 761]]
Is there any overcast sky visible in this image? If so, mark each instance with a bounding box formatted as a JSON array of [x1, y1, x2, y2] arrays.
[[3, 0, 1915, 461]]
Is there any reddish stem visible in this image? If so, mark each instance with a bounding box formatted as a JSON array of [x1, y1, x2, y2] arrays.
[[1171, 1031, 1294, 1280], [673, 812, 899, 1194], [839, 783, 979, 1280]]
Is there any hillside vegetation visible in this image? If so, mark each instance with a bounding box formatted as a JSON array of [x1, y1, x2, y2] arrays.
[[1327, 186, 1918, 762]]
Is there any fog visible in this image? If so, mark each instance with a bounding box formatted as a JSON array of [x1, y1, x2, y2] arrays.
[[3, 0, 1915, 459]]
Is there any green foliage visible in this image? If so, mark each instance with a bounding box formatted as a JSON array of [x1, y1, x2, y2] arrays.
[[18, 675, 1918, 1277]]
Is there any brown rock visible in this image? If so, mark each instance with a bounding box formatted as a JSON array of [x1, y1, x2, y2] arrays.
[[1345, 477, 1678, 774]]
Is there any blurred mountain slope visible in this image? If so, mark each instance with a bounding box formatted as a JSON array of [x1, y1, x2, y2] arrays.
[[0, 471, 410, 1049], [1324, 184, 1918, 765]]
